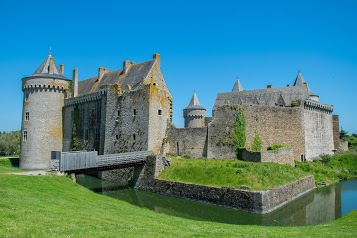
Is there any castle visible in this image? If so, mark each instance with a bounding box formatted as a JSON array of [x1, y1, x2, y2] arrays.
[[20, 54, 340, 170]]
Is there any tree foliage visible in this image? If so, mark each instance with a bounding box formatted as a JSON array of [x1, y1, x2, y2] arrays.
[[250, 131, 262, 152], [230, 109, 246, 157], [0, 130, 20, 156], [340, 128, 357, 150]]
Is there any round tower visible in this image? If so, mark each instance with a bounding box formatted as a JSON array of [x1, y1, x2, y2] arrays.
[[20, 54, 70, 170], [183, 92, 206, 128]]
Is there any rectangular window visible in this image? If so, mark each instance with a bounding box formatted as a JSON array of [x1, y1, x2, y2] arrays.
[[158, 109, 162, 115], [25, 112, 29, 121], [23, 130, 28, 141], [117, 110, 120, 116]]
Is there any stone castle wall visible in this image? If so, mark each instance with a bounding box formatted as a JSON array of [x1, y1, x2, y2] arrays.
[[164, 125, 208, 158], [148, 84, 172, 154], [241, 147, 295, 166], [304, 109, 334, 160], [332, 115, 340, 151], [103, 86, 150, 154], [63, 91, 105, 153], [207, 105, 305, 161]]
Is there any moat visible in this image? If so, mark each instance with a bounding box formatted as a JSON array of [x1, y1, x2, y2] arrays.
[[76, 175, 357, 226]]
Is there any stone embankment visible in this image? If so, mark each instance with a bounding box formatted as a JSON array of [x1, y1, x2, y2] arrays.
[[133, 156, 316, 214]]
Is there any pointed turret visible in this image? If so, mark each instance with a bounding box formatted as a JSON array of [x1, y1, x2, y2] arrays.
[[30, 54, 68, 80], [232, 78, 244, 92], [185, 92, 205, 109], [293, 70, 307, 87], [183, 92, 206, 128]]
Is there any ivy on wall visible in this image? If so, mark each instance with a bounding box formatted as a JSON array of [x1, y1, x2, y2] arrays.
[[71, 105, 81, 150], [230, 108, 246, 157]]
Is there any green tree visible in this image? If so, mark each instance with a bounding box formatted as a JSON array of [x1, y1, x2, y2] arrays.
[[230, 109, 246, 158], [250, 131, 262, 152]]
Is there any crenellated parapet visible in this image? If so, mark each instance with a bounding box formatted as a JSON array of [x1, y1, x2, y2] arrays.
[[65, 90, 106, 106], [304, 99, 333, 114]]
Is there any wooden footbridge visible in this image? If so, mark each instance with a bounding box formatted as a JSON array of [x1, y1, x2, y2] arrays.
[[51, 150, 153, 173]]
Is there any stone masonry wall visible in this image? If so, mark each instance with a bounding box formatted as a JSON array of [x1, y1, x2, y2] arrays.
[[332, 115, 340, 151], [21, 78, 68, 170], [148, 84, 172, 154], [241, 148, 295, 166], [103, 85, 150, 154], [133, 157, 316, 214], [207, 105, 305, 161], [304, 109, 334, 160], [165, 125, 208, 158]]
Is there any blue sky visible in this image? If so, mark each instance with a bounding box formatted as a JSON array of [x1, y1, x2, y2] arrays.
[[0, 0, 356, 133]]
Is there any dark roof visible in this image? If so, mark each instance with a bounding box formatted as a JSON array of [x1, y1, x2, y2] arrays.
[[25, 54, 69, 80], [213, 72, 314, 110], [78, 60, 155, 96], [232, 79, 244, 92], [185, 92, 205, 110]]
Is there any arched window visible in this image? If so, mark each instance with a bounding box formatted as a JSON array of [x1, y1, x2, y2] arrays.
[[23, 130, 28, 141]]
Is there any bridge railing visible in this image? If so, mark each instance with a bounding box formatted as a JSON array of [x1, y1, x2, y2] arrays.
[[52, 150, 153, 172], [96, 151, 153, 167]]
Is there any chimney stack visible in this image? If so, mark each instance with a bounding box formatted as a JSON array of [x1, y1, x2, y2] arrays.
[[72, 68, 78, 97], [153, 53, 160, 65], [123, 60, 131, 74], [98, 67, 108, 82], [60, 64, 64, 75], [49, 57, 55, 74]]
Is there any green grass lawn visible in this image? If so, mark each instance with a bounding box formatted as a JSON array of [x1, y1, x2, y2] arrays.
[[1, 156, 357, 237], [0, 174, 356, 237], [295, 152, 357, 185], [161, 152, 357, 189], [160, 156, 309, 190], [0, 156, 21, 173]]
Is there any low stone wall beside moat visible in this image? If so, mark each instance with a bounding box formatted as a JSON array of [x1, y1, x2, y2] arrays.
[[132, 156, 316, 214]]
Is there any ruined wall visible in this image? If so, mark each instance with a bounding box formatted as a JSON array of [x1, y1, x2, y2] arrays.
[[207, 105, 305, 161], [103, 86, 150, 154], [20, 78, 68, 170], [241, 148, 295, 166], [338, 141, 348, 152], [207, 106, 237, 159], [332, 115, 340, 151], [63, 91, 105, 154], [165, 125, 208, 158], [304, 109, 334, 160], [148, 84, 172, 154]]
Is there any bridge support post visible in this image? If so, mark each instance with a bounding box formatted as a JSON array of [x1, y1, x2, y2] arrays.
[[131, 156, 170, 189]]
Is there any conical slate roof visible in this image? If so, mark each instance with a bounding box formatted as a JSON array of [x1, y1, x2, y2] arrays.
[[25, 54, 69, 80], [232, 79, 244, 92], [293, 71, 307, 86], [185, 92, 205, 110]]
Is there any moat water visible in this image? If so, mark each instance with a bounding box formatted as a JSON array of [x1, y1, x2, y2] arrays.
[[76, 175, 357, 226]]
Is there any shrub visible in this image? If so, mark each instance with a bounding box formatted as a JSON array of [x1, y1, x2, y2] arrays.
[[267, 144, 287, 152], [250, 131, 262, 152]]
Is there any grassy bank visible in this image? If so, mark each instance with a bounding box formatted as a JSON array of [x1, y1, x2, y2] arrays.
[[295, 152, 357, 185], [159, 156, 308, 190], [0, 156, 21, 173], [161, 152, 357, 189], [0, 173, 356, 237]]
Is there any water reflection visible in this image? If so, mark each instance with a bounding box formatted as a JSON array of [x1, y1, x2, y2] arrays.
[[76, 174, 356, 226]]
